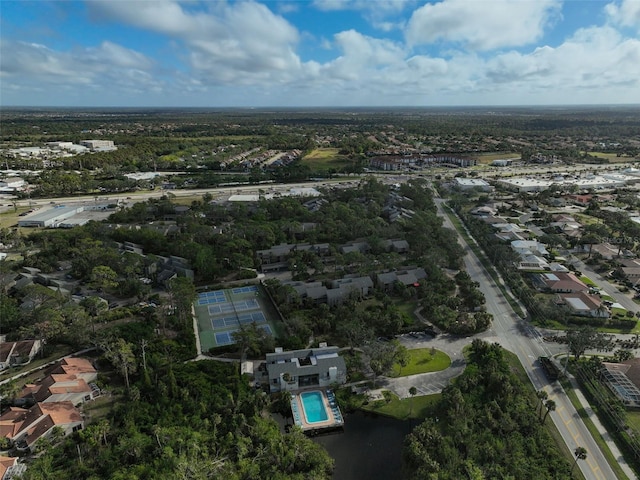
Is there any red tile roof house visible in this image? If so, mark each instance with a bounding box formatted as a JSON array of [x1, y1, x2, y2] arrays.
[[0, 402, 83, 452], [556, 292, 610, 318], [0, 455, 25, 479], [539, 272, 588, 293], [17, 358, 99, 407], [50, 357, 98, 383]]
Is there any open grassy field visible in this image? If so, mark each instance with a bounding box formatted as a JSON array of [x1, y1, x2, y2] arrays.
[[300, 148, 352, 170], [474, 152, 521, 164], [361, 390, 440, 420], [586, 152, 638, 163], [390, 348, 451, 377]]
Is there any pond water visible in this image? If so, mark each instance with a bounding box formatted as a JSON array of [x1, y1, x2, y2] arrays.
[[313, 411, 414, 480]]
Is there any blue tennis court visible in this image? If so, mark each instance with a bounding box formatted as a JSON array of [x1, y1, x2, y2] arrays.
[[207, 299, 259, 315], [197, 290, 227, 305], [233, 299, 259, 311], [232, 285, 258, 294], [238, 312, 266, 325], [208, 303, 236, 315], [212, 312, 266, 329], [215, 324, 271, 346]]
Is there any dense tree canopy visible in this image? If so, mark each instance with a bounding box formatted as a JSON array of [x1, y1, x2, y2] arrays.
[[403, 340, 572, 479]]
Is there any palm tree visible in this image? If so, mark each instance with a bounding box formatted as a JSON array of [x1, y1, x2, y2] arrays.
[[409, 386, 417, 418], [542, 399, 556, 424], [536, 389, 548, 417], [571, 446, 587, 475]]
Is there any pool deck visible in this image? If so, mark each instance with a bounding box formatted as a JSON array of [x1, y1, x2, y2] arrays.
[[290, 389, 344, 434]]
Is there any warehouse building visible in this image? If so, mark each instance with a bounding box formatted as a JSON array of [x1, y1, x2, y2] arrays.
[[18, 206, 84, 228]]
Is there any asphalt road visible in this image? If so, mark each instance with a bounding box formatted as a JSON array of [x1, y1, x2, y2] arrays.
[[435, 198, 620, 480]]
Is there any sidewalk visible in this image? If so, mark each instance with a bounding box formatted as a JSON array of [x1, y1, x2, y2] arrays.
[[567, 373, 638, 480]]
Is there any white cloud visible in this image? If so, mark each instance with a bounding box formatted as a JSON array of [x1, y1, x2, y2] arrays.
[[406, 0, 561, 51], [89, 0, 303, 86], [0, 39, 162, 97], [320, 30, 406, 81], [605, 0, 640, 30], [484, 26, 640, 94], [312, 0, 412, 12]]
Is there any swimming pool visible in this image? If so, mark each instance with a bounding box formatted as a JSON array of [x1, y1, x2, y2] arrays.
[[301, 391, 329, 423]]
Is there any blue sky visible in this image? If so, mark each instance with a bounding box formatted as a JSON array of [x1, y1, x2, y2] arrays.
[[1, 0, 639, 107]]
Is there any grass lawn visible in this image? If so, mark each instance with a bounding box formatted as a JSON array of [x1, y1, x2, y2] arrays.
[[300, 148, 351, 170], [393, 299, 419, 322], [580, 276, 596, 286], [0, 345, 74, 382], [626, 410, 640, 431], [361, 390, 440, 420], [474, 152, 520, 164], [389, 348, 451, 377], [586, 152, 635, 163]]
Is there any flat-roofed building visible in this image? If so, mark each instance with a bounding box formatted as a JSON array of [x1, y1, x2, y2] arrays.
[[17, 206, 83, 228], [453, 178, 493, 191], [265, 346, 346, 393]]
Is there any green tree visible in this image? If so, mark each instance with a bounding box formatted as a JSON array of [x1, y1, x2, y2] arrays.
[[541, 399, 556, 424], [101, 337, 137, 390], [571, 446, 587, 475], [566, 327, 612, 361], [536, 389, 548, 417], [90, 265, 119, 292], [409, 386, 417, 418]]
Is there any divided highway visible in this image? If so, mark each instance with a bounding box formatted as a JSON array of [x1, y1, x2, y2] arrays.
[[435, 198, 620, 480]]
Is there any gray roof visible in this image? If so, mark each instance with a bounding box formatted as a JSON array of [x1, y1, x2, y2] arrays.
[[266, 347, 346, 379]]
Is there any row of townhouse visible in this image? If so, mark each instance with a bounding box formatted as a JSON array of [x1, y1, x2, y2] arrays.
[[0, 358, 97, 454], [256, 238, 411, 272], [282, 267, 427, 307]]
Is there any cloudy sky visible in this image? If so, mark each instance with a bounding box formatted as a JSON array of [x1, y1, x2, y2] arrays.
[[1, 0, 640, 107]]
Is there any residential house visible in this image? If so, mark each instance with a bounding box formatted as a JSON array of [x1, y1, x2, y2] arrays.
[[256, 243, 331, 273], [517, 254, 549, 271], [557, 292, 609, 318], [20, 374, 97, 407], [376, 267, 427, 291], [538, 272, 588, 293], [282, 275, 373, 307], [600, 361, 640, 407], [327, 276, 374, 307], [0, 456, 25, 479], [0, 401, 83, 452], [0, 340, 42, 371], [265, 346, 347, 393], [511, 240, 549, 256], [50, 357, 97, 383], [618, 259, 640, 286], [382, 239, 410, 253]]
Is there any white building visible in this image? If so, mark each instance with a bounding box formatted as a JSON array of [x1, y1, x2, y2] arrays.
[[18, 206, 84, 228], [454, 178, 493, 191], [80, 140, 117, 152]]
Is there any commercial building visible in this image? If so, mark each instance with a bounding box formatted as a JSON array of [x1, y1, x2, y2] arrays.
[[17, 206, 84, 228], [453, 178, 493, 191], [80, 140, 117, 152]]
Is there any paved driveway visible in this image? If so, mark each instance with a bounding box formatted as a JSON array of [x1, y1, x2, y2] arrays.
[[377, 333, 479, 399]]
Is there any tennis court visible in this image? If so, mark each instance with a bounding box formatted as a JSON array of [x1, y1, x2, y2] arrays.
[[215, 325, 272, 346], [207, 298, 259, 315], [197, 290, 227, 305], [194, 284, 276, 351]]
